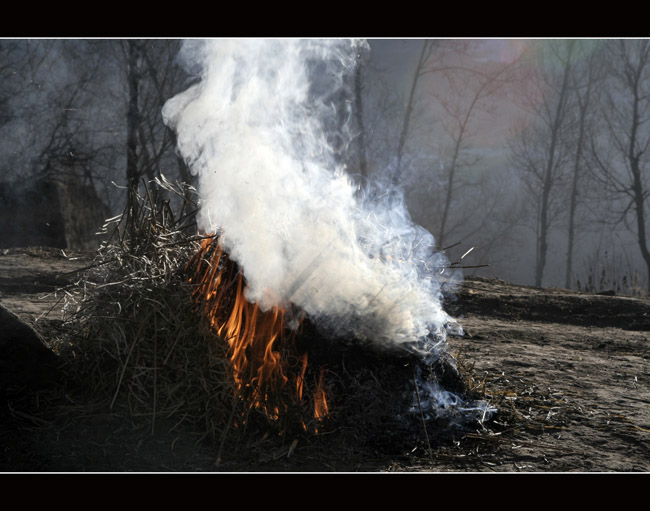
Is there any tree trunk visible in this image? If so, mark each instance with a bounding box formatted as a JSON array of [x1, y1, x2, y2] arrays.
[[632, 176, 650, 294], [631, 151, 650, 294], [565, 85, 591, 289], [436, 76, 492, 248], [392, 40, 433, 186], [535, 43, 574, 287], [125, 40, 141, 239], [535, 177, 551, 287], [565, 157, 579, 289], [437, 140, 460, 249], [126, 40, 140, 191]]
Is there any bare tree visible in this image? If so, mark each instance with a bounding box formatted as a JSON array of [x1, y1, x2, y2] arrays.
[[122, 40, 189, 187], [363, 40, 525, 271], [86, 39, 193, 212], [589, 39, 650, 293], [423, 41, 521, 248], [0, 39, 193, 216], [391, 40, 437, 186], [138, 40, 192, 186], [564, 41, 604, 289], [0, 41, 25, 128], [0, 40, 104, 185], [510, 40, 577, 287], [125, 40, 140, 192]]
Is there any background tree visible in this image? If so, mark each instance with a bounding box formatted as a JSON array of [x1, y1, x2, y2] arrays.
[[564, 41, 604, 289], [0, 39, 192, 215], [509, 40, 577, 287], [589, 39, 650, 293], [391, 40, 437, 186], [111, 40, 192, 204], [422, 40, 521, 249], [0, 40, 102, 185]]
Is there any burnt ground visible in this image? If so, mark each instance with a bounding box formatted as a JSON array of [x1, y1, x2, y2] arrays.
[[1, 247, 649, 473]]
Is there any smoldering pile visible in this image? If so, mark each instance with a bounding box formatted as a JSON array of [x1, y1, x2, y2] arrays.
[[53, 179, 492, 459]]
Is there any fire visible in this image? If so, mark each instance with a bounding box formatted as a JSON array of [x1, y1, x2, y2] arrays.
[[187, 236, 328, 431], [314, 368, 329, 420]]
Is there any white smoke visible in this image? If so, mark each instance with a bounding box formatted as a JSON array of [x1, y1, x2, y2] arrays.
[[163, 39, 457, 351]]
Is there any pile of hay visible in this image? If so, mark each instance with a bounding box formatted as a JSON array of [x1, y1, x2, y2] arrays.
[[51, 178, 493, 465], [57, 178, 246, 450]]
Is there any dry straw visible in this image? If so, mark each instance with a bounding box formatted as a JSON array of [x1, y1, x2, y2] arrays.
[[58, 177, 245, 446]]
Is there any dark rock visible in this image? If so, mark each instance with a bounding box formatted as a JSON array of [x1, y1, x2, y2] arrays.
[[0, 303, 59, 389]]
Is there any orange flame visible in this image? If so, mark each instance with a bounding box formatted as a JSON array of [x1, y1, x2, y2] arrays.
[[187, 236, 329, 431], [314, 368, 329, 420]]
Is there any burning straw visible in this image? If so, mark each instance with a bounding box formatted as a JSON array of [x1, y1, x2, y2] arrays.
[[186, 235, 333, 434], [57, 178, 336, 449]]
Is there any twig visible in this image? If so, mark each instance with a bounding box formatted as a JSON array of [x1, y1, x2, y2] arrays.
[[413, 370, 434, 463], [110, 315, 147, 410], [216, 397, 238, 466]]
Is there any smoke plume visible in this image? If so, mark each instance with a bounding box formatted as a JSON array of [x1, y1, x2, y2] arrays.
[[163, 39, 457, 352]]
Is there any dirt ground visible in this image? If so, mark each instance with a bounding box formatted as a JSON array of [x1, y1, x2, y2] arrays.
[[1, 247, 649, 472]]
